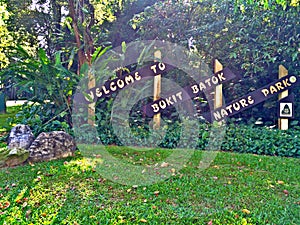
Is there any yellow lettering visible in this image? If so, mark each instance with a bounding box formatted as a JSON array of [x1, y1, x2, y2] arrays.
[[191, 85, 199, 94], [211, 76, 219, 85], [248, 96, 254, 104], [217, 72, 226, 81], [159, 100, 167, 109], [124, 75, 134, 85], [151, 104, 160, 113], [221, 109, 228, 117], [176, 92, 183, 100], [95, 88, 102, 97], [158, 62, 166, 71], [102, 86, 110, 95], [239, 99, 248, 108], [270, 85, 277, 94], [117, 79, 125, 89], [282, 78, 291, 87], [261, 89, 269, 97], [233, 102, 240, 111], [226, 105, 233, 113], [135, 72, 141, 80], [275, 82, 284, 91], [150, 64, 157, 74], [199, 82, 206, 91], [110, 82, 116, 92], [214, 111, 222, 121]]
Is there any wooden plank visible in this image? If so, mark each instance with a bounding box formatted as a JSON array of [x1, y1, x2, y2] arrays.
[[214, 59, 223, 109], [153, 49, 162, 130], [278, 65, 289, 130], [88, 72, 96, 126]]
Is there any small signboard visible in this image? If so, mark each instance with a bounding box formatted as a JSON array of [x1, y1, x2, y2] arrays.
[[278, 94, 294, 118]]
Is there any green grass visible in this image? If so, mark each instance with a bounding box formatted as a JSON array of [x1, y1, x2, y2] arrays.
[[0, 146, 299, 225]]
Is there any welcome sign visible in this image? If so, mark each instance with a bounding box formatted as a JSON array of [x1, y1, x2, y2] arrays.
[[75, 61, 175, 104], [76, 60, 299, 123]]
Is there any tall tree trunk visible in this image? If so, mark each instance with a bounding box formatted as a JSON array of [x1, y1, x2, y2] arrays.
[[68, 0, 95, 125], [68, 0, 88, 73]]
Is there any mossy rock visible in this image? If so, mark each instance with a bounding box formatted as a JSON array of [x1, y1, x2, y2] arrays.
[[0, 147, 29, 168]]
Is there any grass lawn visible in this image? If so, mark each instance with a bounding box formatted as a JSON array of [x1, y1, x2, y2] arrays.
[[0, 146, 299, 225]]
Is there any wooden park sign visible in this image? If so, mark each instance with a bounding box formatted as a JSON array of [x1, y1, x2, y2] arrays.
[[143, 64, 299, 126], [76, 61, 299, 129]]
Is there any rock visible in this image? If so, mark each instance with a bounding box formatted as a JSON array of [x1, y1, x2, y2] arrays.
[[8, 124, 35, 149], [28, 131, 76, 162], [0, 147, 29, 168]]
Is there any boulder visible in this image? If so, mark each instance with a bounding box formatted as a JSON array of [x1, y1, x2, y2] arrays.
[[8, 124, 35, 149], [28, 131, 76, 162], [0, 147, 29, 168]]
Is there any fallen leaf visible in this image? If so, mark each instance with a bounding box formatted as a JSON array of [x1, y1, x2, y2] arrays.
[[22, 202, 28, 208], [283, 189, 289, 195], [154, 191, 160, 196], [2, 201, 10, 209], [161, 162, 169, 168], [277, 180, 284, 185], [242, 208, 250, 214], [25, 210, 31, 218], [140, 218, 147, 223]]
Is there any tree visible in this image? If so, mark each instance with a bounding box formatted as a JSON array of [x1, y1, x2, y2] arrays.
[[131, 0, 300, 123], [0, 1, 13, 68]]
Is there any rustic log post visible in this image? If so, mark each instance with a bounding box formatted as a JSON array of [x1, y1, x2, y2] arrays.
[[214, 59, 223, 110], [88, 72, 96, 126], [153, 49, 162, 130], [278, 65, 289, 130]]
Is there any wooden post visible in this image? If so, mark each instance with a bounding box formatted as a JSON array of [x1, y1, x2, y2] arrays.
[[88, 72, 96, 126], [153, 49, 161, 130], [278, 65, 289, 130], [214, 59, 223, 110]]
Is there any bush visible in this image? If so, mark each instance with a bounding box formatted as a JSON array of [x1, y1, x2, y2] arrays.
[[221, 124, 300, 158]]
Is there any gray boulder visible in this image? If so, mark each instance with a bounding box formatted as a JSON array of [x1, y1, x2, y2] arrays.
[[28, 131, 76, 162], [8, 124, 35, 149]]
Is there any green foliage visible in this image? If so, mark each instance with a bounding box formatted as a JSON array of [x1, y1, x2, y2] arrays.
[[0, 1, 13, 68], [93, 86, 299, 158], [132, 0, 300, 123], [221, 123, 300, 157], [0, 46, 78, 136]]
